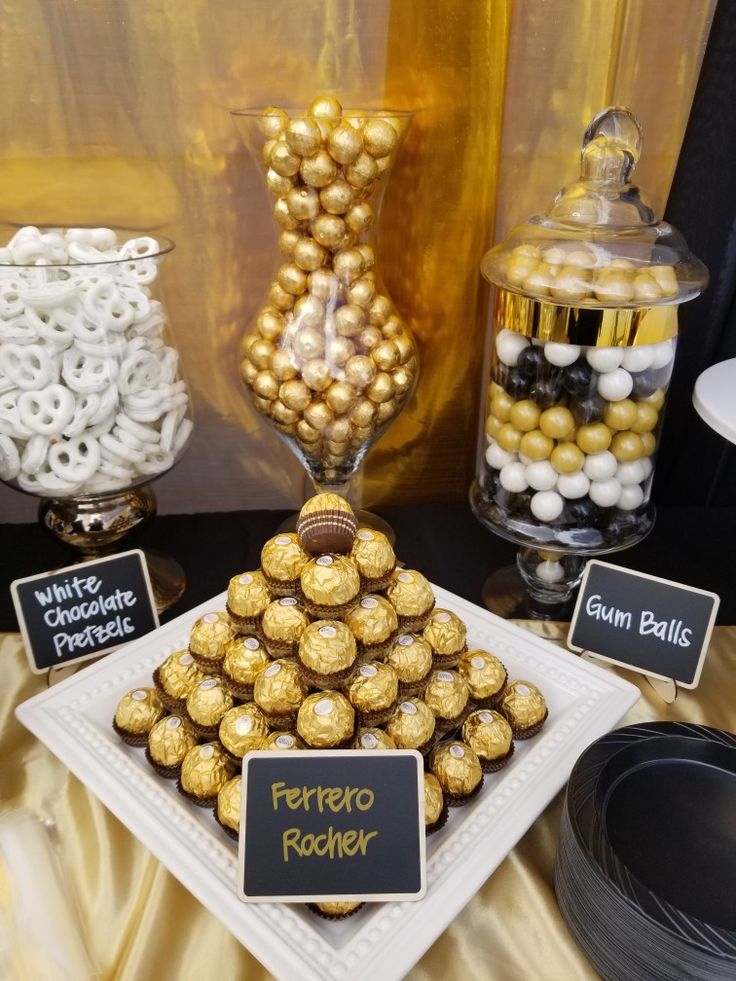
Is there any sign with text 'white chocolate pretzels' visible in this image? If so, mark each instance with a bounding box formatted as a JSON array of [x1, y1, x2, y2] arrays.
[[12, 550, 159, 673], [568, 560, 719, 688]]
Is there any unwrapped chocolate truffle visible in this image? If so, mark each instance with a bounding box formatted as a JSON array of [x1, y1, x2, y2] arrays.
[[153, 650, 205, 713], [500, 681, 548, 738], [386, 569, 435, 631], [385, 698, 436, 753], [297, 493, 357, 555], [422, 609, 467, 668], [297, 619, 357, 689], [226, 570, 271, 633], [457, 650, 507, 707], [462, 709, 514, 772], [178, 742, 236, 806], [185, 677, 235, 738], [344, 594, 398, 659], [219, 703, 270, 762], [345, 661, 398, 726], [383, 633, 433, 696], [254, 658, 307, 729], [430, 741, 483, 806], [297, 691, 355, 748], [299, 554, 361, 617], [221, 635, 270, 700], [146, 714, 198, 778], [113, 687, 165, 746], [261, 532, 309, 595], [350, 528, 396, 590], [189, 611, 235, 674], [261, 597, 310, 658]]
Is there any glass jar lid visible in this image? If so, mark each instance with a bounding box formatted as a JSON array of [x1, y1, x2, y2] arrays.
[[482, 107, 708, 309]]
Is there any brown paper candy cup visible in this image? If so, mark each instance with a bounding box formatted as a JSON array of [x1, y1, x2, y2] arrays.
[[396, 604, 435, 634], [445, 775, 484, 808], [225, 605, 263, 636], [184, 715, 222, 740], [189, 651, 224, 675], [360, 568, 396, 593], [426, 801, 450, 836], [479, 741, 515, 774], [175, 778, 219, 808], [431, 645, 467, 670], [111, 719, 150, 747], [262, 710, 298, 731], [151, 667, 188, 714], [263, 638, 300, 659], [220, 672, 256, 701], [299, 662, 358, 691], [212, 807, 240, 842], [300, 598, 357, 620], [356, 701, 398, 728], [262, 573, 298, 598], [306, 902, 366, 921], [144, 744, 184, 780], [509, 708, 548, 740]]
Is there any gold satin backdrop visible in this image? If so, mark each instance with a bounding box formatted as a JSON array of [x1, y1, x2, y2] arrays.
[[0, 0, 715, 521]]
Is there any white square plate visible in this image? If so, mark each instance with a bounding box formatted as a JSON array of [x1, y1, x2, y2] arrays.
[[16, 584, 639, 981]]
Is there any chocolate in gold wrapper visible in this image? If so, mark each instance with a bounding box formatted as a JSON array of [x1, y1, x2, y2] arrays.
[[189, 612, 235, 663], [345, 595, 398, 647], [298, 620, 357, 675], [254, 659, 307, 715], [352, 727, 397, 750], [384, 634, 433, 684], [114, 688, 164, 736], [500, 681, 547, 732], [385, 698, 435, 750], [216, 776, 242, 832], [350, 528, 396, 581], [157, 651, 205, 700], [297, 691, 355, 748], [261, 597, 310, 645], [147, 715, 198, 769], [297, 493, 357, 555], [430, 741, 483, 798], [462, 710, 513, 761], [458, 650, 507, 701], [260, 532, 309, 586], [222, 636, 270, 687], [299, 554, 361, 608], [180, 742, 235, 801], [185, 678, 234, 729], [423, 609, 467, 658], [262, 731, 305, 750], [310, 901, 364, 919], [226, 570, 271, 619], [423, 772, 445, 827], [219, 704, 270, 759], [386, 569, 434, 619], [346, 662, 398, 713], [424, 670, 470, 722]]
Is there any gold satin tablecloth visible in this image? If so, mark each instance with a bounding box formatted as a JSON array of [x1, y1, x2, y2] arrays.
[[3, 625, 736, 980]]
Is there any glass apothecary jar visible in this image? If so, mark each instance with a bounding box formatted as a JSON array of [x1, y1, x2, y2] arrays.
[[470, 108, 708, 613]]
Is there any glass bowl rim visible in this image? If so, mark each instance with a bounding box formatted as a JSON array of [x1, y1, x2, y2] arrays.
[[0, 225, 175, 269], [229, 106, 416, 119]]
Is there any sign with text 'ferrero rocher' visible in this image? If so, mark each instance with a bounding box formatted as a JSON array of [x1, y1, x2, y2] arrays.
[[238, 750, 426, 903]]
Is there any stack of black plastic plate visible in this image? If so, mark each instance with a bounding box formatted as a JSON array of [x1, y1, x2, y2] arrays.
[[555, 722, 736, 981]]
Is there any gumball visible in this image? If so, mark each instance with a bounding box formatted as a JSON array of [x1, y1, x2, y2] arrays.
[[563, 359, 595, 395], [525, 460, 557, 491], [359, 326, 382, 351], [278, 229, 301, 257], [327, 123, 363, 164], [630, 369, 661, 399], [507, 489, 533, 517], [557, 470, 590, 499], [274, 197, 299, 230], [492, 361, 510, 388], [293, 237, 327, 272], [544, 342, 581, 367], [586, 347, 624, 373], [344, 201, 374, 234], [248, 338, 275, 368], [311, 213, 346, 249], [490, 391, 514, 423], [260, 107, 289, 140], [308, 267, 338, 300], [550, 442, 585, 474], [485, 414, 504, 441], [266, 168, 295, 197], [621, 345, 656, 373], [485, 441, 516, 470], [530, 490, 564, 522], [517, 345, 546, 380], [257, 308, 284, 341], [640, 432, 657, 457], [565, 497, 602, 527], [392, 366, 414, 396], [367, 372, 394, 403], [540, 406, 574, 439], [345, 152, 379, 189], [348, 276, 376, 309], [651, 340, 675, 370], [363, 118, 398, 157], [642, 387, 665, 411], [320, 179, 356, 215], [286, 117, 322, 156], [279, 379, 311, 412], [334, 248, 365, 285], [615, 460, 645, 485], [335, 304, 365, 337], [270, 349, 298, 381], [372, 340, 400, 371], [536, 559, 566, 583], [293, 325, 324, 361], [576, 423, 612, 454], [496, 423, 522, 453], [603, 398, 637, 431], [287, 187, 320, 221], [500, 462, 529, 493], [326, 336, 355, 367], [293, 294, 326, 328], [495, 329, 530, 367], [611, 431, 644, 462], [303, 400, 333, 431], [269, 140, 301, 178], [583, 450, 618, 481], [530, 375, 564, 409], [325, 381, 357, 414], [519, 429, 554, 460], [344, 354, 375, 389], [524, 262, 557, 295], [350, 397, 376, 427], [631, 402, 659, 434], [509, 399, 541, 433], [505, 370, 530, 399], [589, 478, 622, 508], [308, 94, 343, 122], [301, 358, 332, 392], [617, 484, 645, 511], [597, 367, 633, 401], [572, 394, 606, 426]]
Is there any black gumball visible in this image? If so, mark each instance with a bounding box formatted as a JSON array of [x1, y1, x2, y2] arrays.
[[508, 489, 533, 517], [492, 360, 510, 388], [572, 393, 605, 425], [630, 365, 671, 398], [505, 369, 530, 399], [530, 374, 563, 408], [563, 359, 595, 395], [605, 509, 641, 538], [517, 345, 546, 381], [564, 497, 603, 527]]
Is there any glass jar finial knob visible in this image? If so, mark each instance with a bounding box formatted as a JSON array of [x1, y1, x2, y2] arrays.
[[581, 106, 643, 184]]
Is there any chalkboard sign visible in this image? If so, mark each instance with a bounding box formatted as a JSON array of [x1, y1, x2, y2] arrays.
[[568, 560, 719, 689], [238, 750, 426, 903], [11, 550, 159, 674]]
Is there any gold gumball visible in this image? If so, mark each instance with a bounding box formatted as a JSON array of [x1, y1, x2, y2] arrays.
[[301, 358, 332, 392], [253, 395, 272, 415], [392, 331, 414, 364], [239, 358, 257, 386], [344, 110, 367, 131], [642, 388, 666, 412], [308, 95, 343, 122], [279, 379, 311, 412], [253, 370, 279, 401], [348, 276, 376, 309], [392, 366, 414, 396], [319, 179, 356, 215], [271, 399, 300, 426], [335, 303, 365, 337], [381, 314, 402, 338], [356, 243, 375, 270], [351, 426, 373, 446], [490, 391, 514, 423], [550, 442, 585, 473], [368, 295, 392, 326], [344, 355, 375, 389], [377, 398, 398, 424], [509, 399, 541, 433], [372, 340, 400, 372], [333, 249, 365, 285], [496, 423, 522, 453], [248, 338, 275, 369], [278, 229, 301, 257], [327, 123, 363, 165], [359, 326, 382, 351], [262, 139, 276, 166], [270, 349, 298, 381], [640, 432, 656, 456], [519, 429, 554, 460], [485, 414, 503, 440], [367, 372, 394, 404], [293, 294, 326, 329], [344, 202, 374, 235], [576, 423, 613, 454], [300, 150, 337, 189], [293, 237, 327, 272], [293, 325, 325, 361], [350, 397, 376, 427], [345, 151, 378, 189], [631, 402, 659, 434], [363, 118, 398, 158], [266, 168, 294, 197], [257, 308, 284, 341], [259, 107, 289, 140], [325, 381, 357, 414], [277, 262, 308, 296], [297, 418, 321, 443], [325, 336, 355, 366], [307, 267, 339, 300], [303, 400, 334, 431], [286, 187, 320, 222], [632, 273, 662, 301], [274, 197, 299, 230], [375, 154, 393, 178], [286, 117, 322, 157], [539, 405, 574, 439], [269, 282, 296, 311], [611, 431, 644, 462], [603, 398, 638, 431], [269, 140, 301, 177], [311, 213, 346, 249]]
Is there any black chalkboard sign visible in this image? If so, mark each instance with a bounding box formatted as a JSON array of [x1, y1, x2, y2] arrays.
[[11, 549, 159, 674], [568, 560, 719, 688], [238, 750, 426, 903]]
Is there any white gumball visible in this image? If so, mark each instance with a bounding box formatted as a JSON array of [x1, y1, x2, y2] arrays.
[[495, 328, 530, 367], [583, 450, 618, 481], [597, 367, 633, 401], [485, 441, 516, 470], [518, 451, 534, 466], [557, 470, 590, 499], [640, 457, 653, 480], [499, 461, 529, 493], [525, 460, 557, 491], [651, 339, 675, 370], [589, 478, 622, 508], [544, 342, 580, 367], [536, 559, 565, 584], [621, 345, 656, 372], [530, 490, 564, 522], [617, 484, 645, 510], [586, 346, 624, 373], [615, 460, 645, 485]]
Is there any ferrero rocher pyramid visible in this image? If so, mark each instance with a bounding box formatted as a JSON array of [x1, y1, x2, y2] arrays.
[[113, 493, 547, 920]]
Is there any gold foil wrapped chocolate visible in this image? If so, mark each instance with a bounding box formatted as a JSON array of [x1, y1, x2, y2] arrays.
[[423, 610, 467, 661], [350, 528, 396, 583], [156, 650, 205, 701], [262, 731, 305, 750], [297, 691, 355, 748], [298, 620, 357, 681], [147, 715, 198, 769], [424, 670, 470, 723], [310, 901, 364, 919], [261, 597, 310, 650], [216, 776, 242, 833], [352, 727, 396, 750], [345, 595, 398, 649], [114, 688, 164, 737], [462, 710, 513, 763], [346, 662, 398, 714], [253, 659, 307, 716], [222, 637, 270, 688], [458, 650, 507, 702], [385, 698, 435, 750], [299, 554, 361, 609], [189, 612, 235, 666], [219, 704, 270, 759], [185, 678, 234, 731], [500, 681, 548, 735], [386, 570, 435, 622], [260, 533, 309, 589], [423, 772, 445, 827], [430, 742, 483, 799], [296, 493, 357, 555], [180, 742, 235, 801], [384, 634, 433, 686], [226, 570, 271, 619]]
